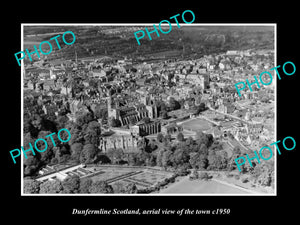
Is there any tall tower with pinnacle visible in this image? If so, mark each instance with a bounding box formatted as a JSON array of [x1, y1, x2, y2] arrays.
[[75, 49, 78, 63]]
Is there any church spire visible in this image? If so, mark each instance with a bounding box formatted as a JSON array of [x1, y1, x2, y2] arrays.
[[75, 49, 78, 63]]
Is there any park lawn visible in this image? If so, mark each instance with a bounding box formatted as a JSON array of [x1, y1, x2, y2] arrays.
[[130, 171, 172, 185], [221, 141, 233, 158], [159, 176, 251, 194], [181, 118, 212, 132], [216, 175, 274, 194]]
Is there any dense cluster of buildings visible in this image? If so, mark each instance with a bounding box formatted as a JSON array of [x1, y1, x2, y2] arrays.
[[24, 48, 274, 154]]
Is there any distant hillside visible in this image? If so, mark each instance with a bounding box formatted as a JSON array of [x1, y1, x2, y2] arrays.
[[23, 25, 274, 63], [180, 26, 274, 52]]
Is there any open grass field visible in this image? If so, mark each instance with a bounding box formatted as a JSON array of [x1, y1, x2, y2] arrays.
[[181, 118, 213, 132], [159, 176, 251, 194], [130, 171, 172, 185], [221, 141, 234, 158]]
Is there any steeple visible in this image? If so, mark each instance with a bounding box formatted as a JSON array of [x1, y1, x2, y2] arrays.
[[107, 91, 112, 112], [75, 50, 78, 63]]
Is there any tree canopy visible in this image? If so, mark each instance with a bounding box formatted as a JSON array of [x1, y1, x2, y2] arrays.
[[89, 181, 114, 194], [24, 179, 40, 194], [62, 175, 81, 193], [39, 180, 63, 194]]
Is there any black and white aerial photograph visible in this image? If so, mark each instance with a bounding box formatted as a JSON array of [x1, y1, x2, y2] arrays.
[[21, 24, 276, 195], [3, 3, 299, 222]]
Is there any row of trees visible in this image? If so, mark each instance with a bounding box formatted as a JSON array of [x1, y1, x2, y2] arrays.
[[96, 131, 228, 174], [190, 171, 212, 181], [24, 175, 138, 194]]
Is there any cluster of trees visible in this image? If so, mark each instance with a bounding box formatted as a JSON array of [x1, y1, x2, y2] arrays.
[[24, 175, 119, 194], [154, 98, 206, 120], [226, 146, 274, 188], [23, 106, 103, 177], [23, 111, 70, 176], [112, 182, 138, 194], [98, 131, 229, 175], [67, 115, 102, 165], [93, 105, 108, 121], [190, 170, 212, 181], [155, 131, 228, 172], [102, 137, 158, 166], [251, 163, 274, 187], [24, 173, 178, 194], [24, 174, 143, 194], [109, 118, 122, 127]]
